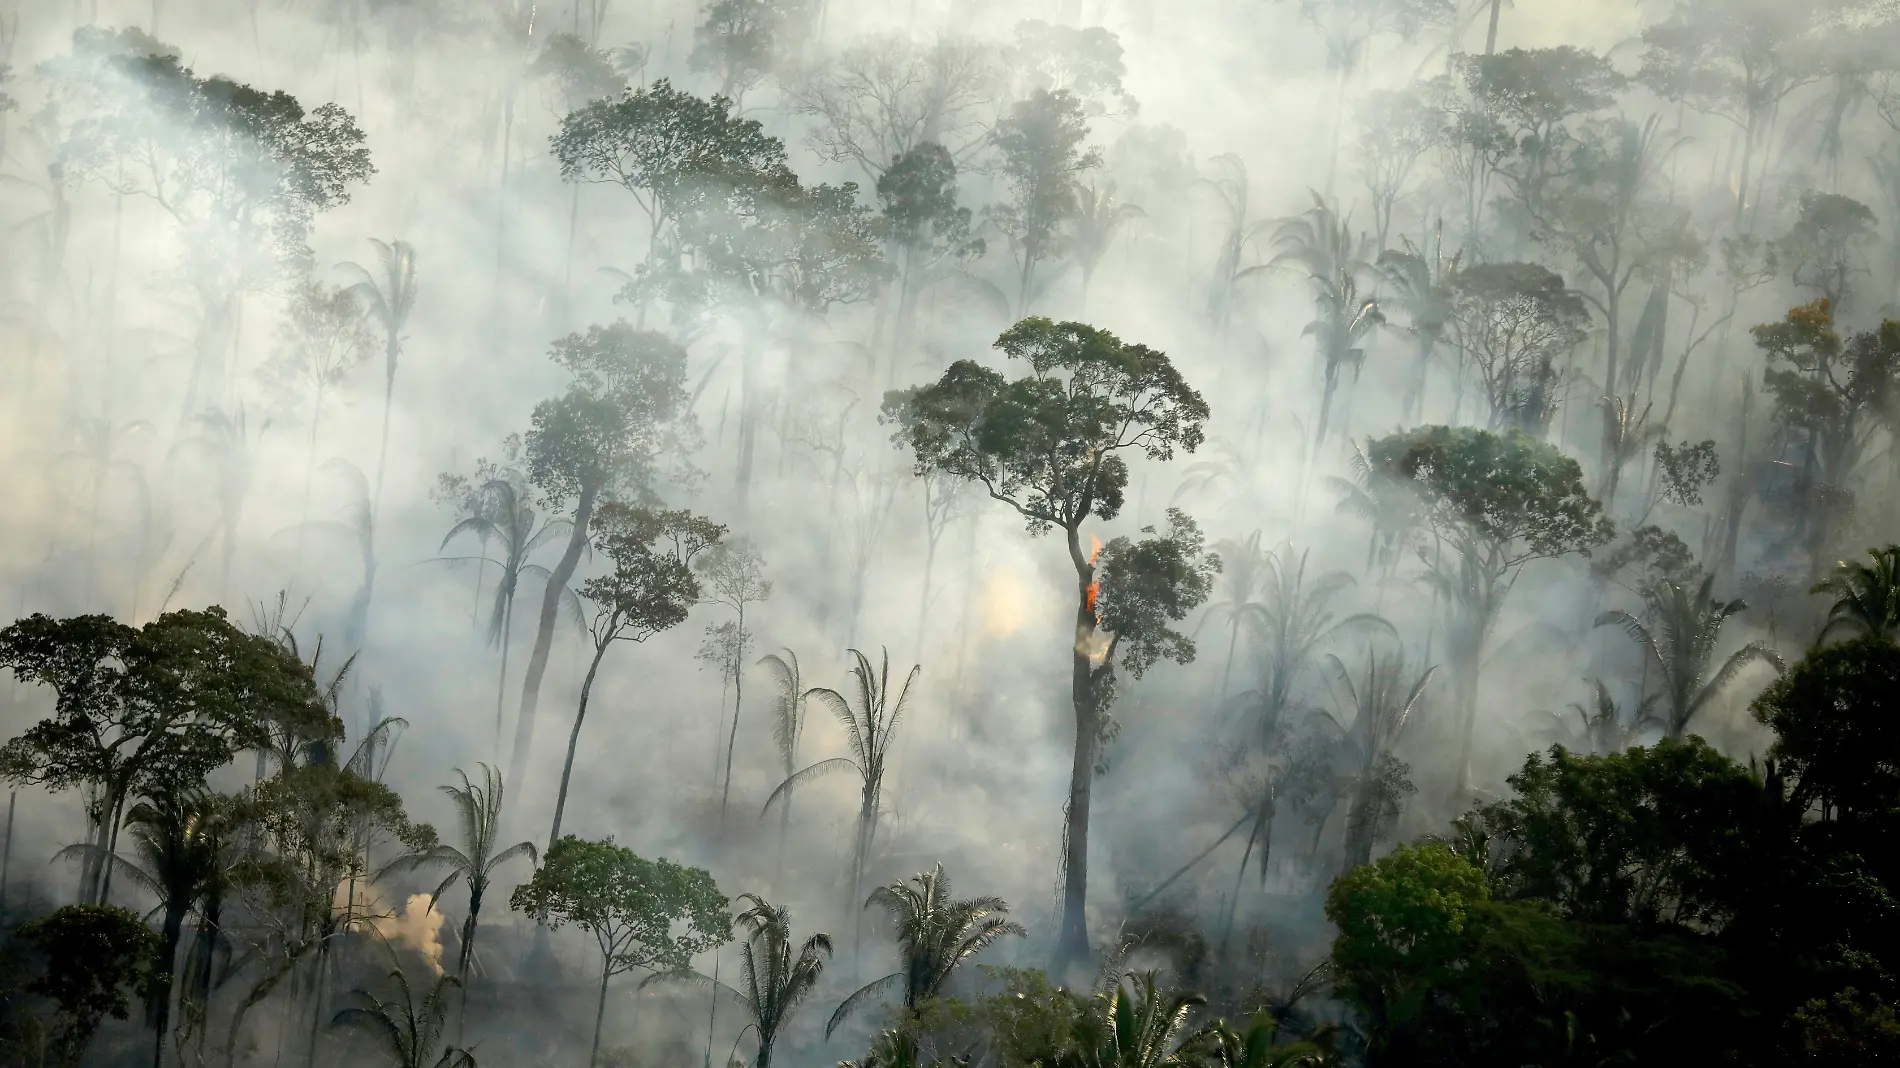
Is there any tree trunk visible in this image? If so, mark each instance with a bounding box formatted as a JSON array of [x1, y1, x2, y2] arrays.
[[548, 638, 611, 852], [589, 960, 610, 1068], [736, 337, 762, 510], [719, 609, 746, 825], [509, 484, 598, 792], [1056, 526, 1098, 969], [152, 902, 188, 1068], [493, 599, 514, 759]]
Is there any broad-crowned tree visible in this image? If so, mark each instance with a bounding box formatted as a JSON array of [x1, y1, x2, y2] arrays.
[[50, 29, 373, 422], [878, 143, 984, 368], [1367, 426, 1612, 791], [0, 609, 327, 904], [788, 34, 998, 181], [546, 505, 724, 852], [1445, 262, 1588, 437], [17, 904, 161, 1068], [510, 836, 729, 1068], [508, 324, 695, 795], [1002, 19, 1138, 118], [1770, 192, 1879, 310], [688, 0, 809, 111], [987, 90, 1101, 316], [885, 317, 1215, 966], [1752, 302, 1900, 578]]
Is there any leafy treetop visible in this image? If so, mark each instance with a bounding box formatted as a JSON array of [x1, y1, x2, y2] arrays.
[[510, 835, 730, 978]]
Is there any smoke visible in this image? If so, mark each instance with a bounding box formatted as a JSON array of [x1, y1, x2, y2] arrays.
[[370, 892, 449, 976]]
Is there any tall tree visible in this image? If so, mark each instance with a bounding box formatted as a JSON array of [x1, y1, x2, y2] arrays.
[[509, 324, 695, 795], [510, 836, 729, 1068], [763, 648, 916, 951], [987, 90, 1102, 315], [337, 239, 419, 526], [877, 143, 984, 375], [725, 894, 831, 1068], [696, 539, 772, 825], [1368, 426, 1612, 790], [887, 318, 1215, 966], [1272, 194, 1384, 452], [1322, 651, 1435, 870], [1375, 224, 1460, 424], [757, 650, 813, 860], [382, 764, 536, 983], [547, 505, 724, 852], [1445, 262, 1589, 437], [788, 34, 998, 181], [688, 0, 808, 111]]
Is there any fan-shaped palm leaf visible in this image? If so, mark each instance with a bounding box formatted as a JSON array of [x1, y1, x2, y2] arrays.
[[1811, 544, 1900, 644], [1594, 573, 1785, 739]]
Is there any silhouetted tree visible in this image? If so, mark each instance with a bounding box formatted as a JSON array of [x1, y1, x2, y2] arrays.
[[1811, 545, 1900, 644], [987, 90, 1101, 315], [382, 765, 535, 982], [1596, 573, 1783, 738]]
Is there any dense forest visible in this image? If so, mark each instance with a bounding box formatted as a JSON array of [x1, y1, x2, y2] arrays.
[[1, 0, 1899, 1064]]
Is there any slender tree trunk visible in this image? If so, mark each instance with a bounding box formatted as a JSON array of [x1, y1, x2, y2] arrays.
[[1057, 526, 1098, 969], [589, 962, 610, 1068], [736, 336, 762, 510], [719, 608, 746, 824], [493, 602, 514, 760], [548, 638, 612, 851], [509, 485, 598, 792], [152, 903, 188, 1068]]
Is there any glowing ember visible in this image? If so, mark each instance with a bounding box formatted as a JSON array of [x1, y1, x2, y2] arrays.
[[1084, 535, 1104, 619]]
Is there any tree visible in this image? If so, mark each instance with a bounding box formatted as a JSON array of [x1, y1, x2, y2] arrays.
[[1325, 842, 1489, 1050], [261, 279, 373, 552], [509, 324, 694, 795], [757, 650, 813, 860], [510, 836, 729, 1068], [0, 609, 325, 904], [1445, 262, 1588, 436], [788, 34, 997, 181], [1812, 545, 1900, 644], [878, 143, 984, 369], [552, 80, 786, 295], [17, 904, 161, 1068], [1200, 154, 1275, 333], [886, 317, 1213, 965], [1353, 88, 1445, 252], [382, 765, 536, 982], [547, 506, 724, 852], [1375, 225, 1460, 423], [1272, 194, 1384, 451], [762, 648, 916, 952], [827, 864, 1026, 1036], [688, 0, 808, 111], [1368, 426, 1613, 789], [329, 948, 474, 1068], [1772, 193, 1879, 310], [987, 90, 1102, 315], [1595, 573, 1783, 739], [696, 538, 772, 824], [1059, 972, 1204, 1068], [1068, 183, 1144, 310], [1192, 1011, 1334, 1068], [1638, 0, 1823, 227], [1752, 303, 1900, 577], [725, 895, 831, 1068], [53, 33, 373, 421], [338, 239, 419, 526], [1323, 651, 1435, 869], [1753, 636, 1900, 825], [437, 472, 572, 754], [1003, 19, 1138, 118]]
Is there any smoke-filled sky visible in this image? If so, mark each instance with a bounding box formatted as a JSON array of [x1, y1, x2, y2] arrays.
[[2, 0, 1895, 1051]]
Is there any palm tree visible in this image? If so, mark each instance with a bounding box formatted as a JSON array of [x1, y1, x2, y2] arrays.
[[762, 648, 917, 955], [1199, 532, 1272, 700], [438, 479, 573, 754], [1191, 1011, 1333, 1068], [825, 864, 1026, 1037], [1253, 546, 1394, 737], [732, 895, 832, 1068], [330, 948, 474, 1068], [382, 765, 536, 983], [1595, 574, 1785, 739], [1062, 972, 1205, 1068], [1070, 183, 1145, 311], [758, 651, 814, 863], [1375, 222, 1459, 424], [1323, 650, 1435, 870], [1272, 193, 1383, 452], [338, 238, 419, 521], [60, 786, 229, 1068], [1596, 393, 1666, 513], [1328, 443, 1421, 579], [1200, 155, 1276, 332], [1539, 679, 1659, 755], [1811, 545, 1900, 644]]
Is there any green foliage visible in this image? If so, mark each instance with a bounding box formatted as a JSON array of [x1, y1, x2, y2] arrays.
[[510, 835, 729, 978], [729, 894, 831, 1068], [1594, 572, 1783, 738], [17, 905, 161, 1068], [885, 318, 1208, 535], [1753, 636, 1900, 823], [1466, 738, 1759, 926], [1368, 425, 1612, 564], [1812, 545, 1900, 644], [330, 949, 474, 1068], [524, 323, 696, 508], [1094, 510, 1221, 678], [582, 504, 725, 641], [987, 89, 1102, 306], [1325, 843, 1490, 1028], [878, 144, 983, 265]]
